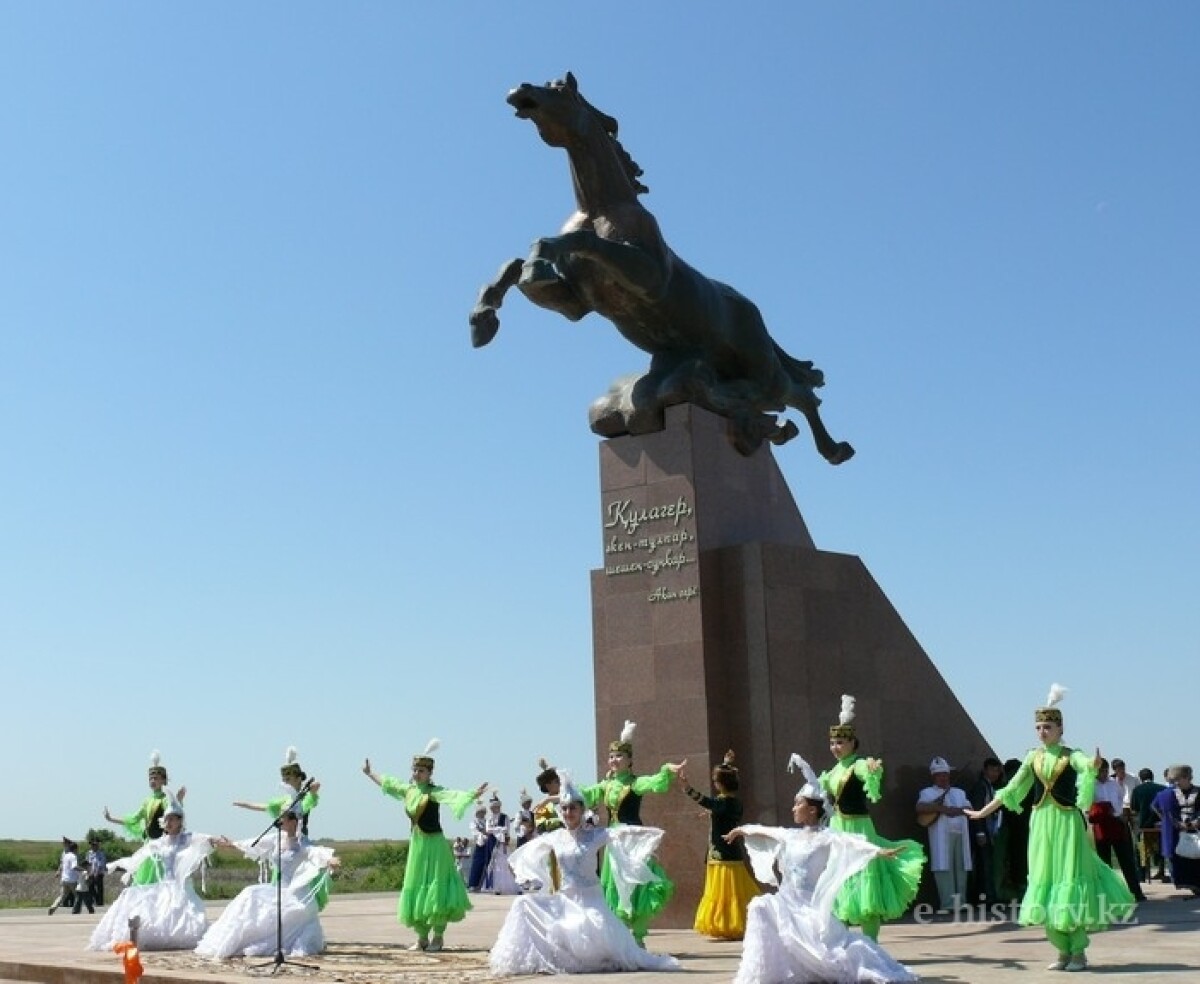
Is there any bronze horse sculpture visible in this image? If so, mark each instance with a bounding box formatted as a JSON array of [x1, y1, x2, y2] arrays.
[[470, 73, 854, 462]]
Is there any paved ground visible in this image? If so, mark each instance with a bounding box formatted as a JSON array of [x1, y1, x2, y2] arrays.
[[0, 880, 1196, 982]]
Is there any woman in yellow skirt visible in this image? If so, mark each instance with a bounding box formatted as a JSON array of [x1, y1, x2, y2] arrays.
[[679, 751, 761, 939]]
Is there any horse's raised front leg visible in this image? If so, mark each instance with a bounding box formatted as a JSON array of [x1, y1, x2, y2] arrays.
[[540, 230, 668, 301], [516, 240, 591, 322], [470, 258, 524, 348]]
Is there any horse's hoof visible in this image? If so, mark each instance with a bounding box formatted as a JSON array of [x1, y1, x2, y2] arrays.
[[825, 442, 856, 465], [469, 306, 500, 347], [770, 420, 800, 446]]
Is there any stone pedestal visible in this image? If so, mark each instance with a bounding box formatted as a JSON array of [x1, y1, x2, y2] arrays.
[[591, 404, 993, 928]]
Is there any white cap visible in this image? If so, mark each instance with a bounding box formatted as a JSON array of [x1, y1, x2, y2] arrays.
[[929, 756, 952, 775]]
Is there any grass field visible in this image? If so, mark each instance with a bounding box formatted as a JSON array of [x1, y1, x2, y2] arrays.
[[0, 837, 409, 908]]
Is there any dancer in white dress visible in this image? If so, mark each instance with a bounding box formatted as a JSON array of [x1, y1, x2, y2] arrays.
[[489, 774, 680, 976], [88, 792, 218, 951], [726, 755, 918, 984], [488, 836, 522, 896], [196, 807, 338, 959], [486, 793, 521, 896]]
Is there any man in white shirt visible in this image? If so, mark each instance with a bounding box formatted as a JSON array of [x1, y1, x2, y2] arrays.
[[1111, 759, 1140, 817], [917, 757, 973, 913]]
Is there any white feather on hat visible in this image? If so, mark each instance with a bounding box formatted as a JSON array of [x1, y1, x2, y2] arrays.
[[838, 695, 856, 726], [1045, 683, 1067, 708], [619, 720, 636, 744]]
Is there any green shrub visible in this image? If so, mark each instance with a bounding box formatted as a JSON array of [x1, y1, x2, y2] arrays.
[[0, 850, 26, 874]]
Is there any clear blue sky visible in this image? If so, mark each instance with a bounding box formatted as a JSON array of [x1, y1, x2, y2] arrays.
[[3, 4, 1196, 842]]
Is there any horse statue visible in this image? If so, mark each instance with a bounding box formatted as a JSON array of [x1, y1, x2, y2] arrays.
[[470, 72, 854, 462]]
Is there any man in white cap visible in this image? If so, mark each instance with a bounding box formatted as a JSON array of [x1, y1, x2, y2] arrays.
[[916, 756, 973, 913]]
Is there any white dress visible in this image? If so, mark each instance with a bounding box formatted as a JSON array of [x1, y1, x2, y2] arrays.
[[736, 825, 918, 984], [489, 837, 522, 896], [195, 833, 336, 959], [489, 825, 680, 976], [87, 831, 217, 951]]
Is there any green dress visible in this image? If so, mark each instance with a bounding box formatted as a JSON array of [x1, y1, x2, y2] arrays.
[[265, 788, 319, 822], [380, 776, 476, 933], [582, 765, 675, 942], [818, 755, 925, 930], [118, 791, 170, 886], [998, 745, 1136, 937]]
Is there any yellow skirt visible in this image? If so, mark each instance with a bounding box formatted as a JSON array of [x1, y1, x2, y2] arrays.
[[693, 859, 761, 940]]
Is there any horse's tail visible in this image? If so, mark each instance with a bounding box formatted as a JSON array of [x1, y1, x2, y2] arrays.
[[772, 340, 825, 394]]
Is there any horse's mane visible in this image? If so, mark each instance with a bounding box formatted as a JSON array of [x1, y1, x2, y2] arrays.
[[580, 93, 649, 196]]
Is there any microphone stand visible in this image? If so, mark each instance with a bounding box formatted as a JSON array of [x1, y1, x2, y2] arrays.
[[249, 778, 319, 974]]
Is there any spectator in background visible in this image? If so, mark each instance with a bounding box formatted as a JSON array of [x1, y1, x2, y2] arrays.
[[85, 838, 108, 907], [515, 791, 536, 847], [1088, 759, 1146, 901], [72, 860, 95, 914], [969, 757, 1004, 905], [916, 757, 973, 912], [47, 838, 80, 915], [995, 757, 1031, 901], [452, 837, 472, 882], [1130, 768, 1166, 882], [1154, 764, 1200, 895], [466, 804, 490, 892], [1111, 759, 1139, 818]]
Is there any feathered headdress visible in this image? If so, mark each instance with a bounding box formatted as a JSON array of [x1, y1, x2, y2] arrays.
[[557, 769, 584, 807], [829, 694, 857, 740], [1035, 683, 1068, 725], [609, 720, 636, 758], [162, 787, 185, 821], [413, 737, 440, 771], [786, 752, 830, 814], [148, 749, 168, 781], [280, 745, 305, 780]]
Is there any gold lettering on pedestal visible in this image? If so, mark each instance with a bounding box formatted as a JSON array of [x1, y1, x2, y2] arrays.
[[602, 496, 700, 603]]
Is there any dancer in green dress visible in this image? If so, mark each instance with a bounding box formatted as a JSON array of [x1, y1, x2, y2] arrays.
[[363, 739, 487, 953], [817, 695, 924, 941], [102, 749, 184, 886], [966, 684, 1136, 972], [233, 745, 321, 829], [582, 721, 686, 943]]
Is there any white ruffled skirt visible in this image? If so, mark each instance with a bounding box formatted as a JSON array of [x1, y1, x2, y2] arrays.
[[87, 882, 207, 951], [735, 891, 917, 984], [195, 883, 323, 959], [489, 884, 679, 976]]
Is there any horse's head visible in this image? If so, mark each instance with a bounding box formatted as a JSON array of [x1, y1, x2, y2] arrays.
[[507, 73, 647, 195], [506, 72, 605, 149]]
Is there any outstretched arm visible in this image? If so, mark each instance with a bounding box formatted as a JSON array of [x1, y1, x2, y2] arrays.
[[362, 758, 382, 787]]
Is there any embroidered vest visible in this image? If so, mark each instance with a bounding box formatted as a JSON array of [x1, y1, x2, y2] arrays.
[[835, 770, 869, 817], [1034, 748, 1079, 810], [412, 795, 443, 834], [614, 790, 643, 825]]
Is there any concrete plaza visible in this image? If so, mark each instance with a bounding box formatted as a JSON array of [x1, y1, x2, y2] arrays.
[[0, 879, 1196, 983]]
